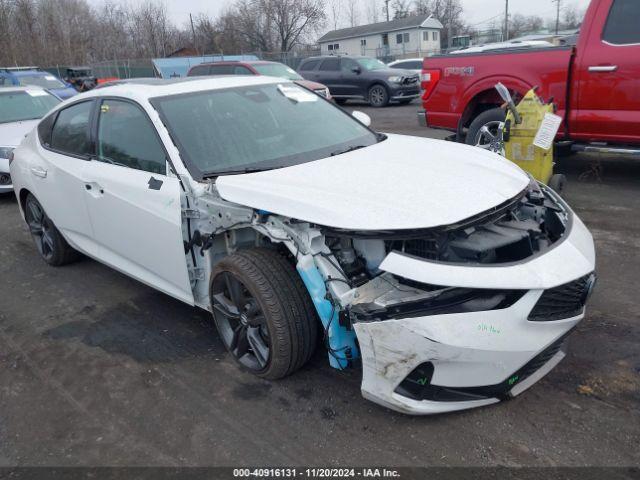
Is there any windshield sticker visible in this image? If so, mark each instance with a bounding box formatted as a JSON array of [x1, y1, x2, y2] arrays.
[[277, 84, 317, 103], [26, 90, 49, 97]]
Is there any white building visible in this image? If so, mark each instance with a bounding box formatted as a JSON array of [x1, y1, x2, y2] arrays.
[[318, 15, 443, 58]]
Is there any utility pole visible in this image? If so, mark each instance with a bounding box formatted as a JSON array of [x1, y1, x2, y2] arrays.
[[554, 0, 561, 35], [190, 13, 198, 55], [504, 0, 509, 41], [384, 0, 390, 22]]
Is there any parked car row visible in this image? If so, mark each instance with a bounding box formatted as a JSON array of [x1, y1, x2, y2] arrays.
[[186, 56, 421, 108]]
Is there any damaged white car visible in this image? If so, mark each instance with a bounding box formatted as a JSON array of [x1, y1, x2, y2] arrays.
[[9, 76, 596, 415]]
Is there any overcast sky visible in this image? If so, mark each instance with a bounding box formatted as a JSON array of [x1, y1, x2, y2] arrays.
[[109, 0, 592, 31]]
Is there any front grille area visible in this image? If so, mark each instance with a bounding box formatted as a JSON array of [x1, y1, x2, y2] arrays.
[[403, 76, 419, 85], [529, 274, 595, 321], [0, 173, 11, 185], [386, 237, 439, 260]]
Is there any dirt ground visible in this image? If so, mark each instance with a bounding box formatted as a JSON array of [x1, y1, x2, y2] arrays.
[[0, 101, 638, 467]]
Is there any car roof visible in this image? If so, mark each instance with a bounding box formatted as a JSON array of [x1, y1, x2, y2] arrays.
[[81, 75, 288, 101], [195, 60, 277, 67]]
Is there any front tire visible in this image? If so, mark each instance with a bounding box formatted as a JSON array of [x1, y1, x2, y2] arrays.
[[24, 193, 80, 266], [368, 84, 389, 108], [210, 248, 318, 380], [465, 107, 506, 148]]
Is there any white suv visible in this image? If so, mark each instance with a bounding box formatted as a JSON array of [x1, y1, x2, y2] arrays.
[[9, 76, 596, 415]]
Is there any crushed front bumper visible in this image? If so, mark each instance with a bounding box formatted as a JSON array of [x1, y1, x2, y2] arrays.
[[352, 211, 595, 415]]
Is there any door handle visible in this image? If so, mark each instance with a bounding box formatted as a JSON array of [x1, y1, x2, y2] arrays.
[[30, 167, 47, 178], [588, 65, 618, 72]]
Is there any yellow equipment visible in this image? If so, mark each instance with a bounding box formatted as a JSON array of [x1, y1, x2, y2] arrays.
[[503, 88, 566, 193]]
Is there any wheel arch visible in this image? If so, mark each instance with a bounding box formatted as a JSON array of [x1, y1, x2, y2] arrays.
[[457, 77, 531, 140]]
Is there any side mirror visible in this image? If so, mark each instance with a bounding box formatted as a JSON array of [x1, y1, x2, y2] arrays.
[[495, 82, 521, 124], [351, 66, 361, 74], [352, 110, 371, 127]]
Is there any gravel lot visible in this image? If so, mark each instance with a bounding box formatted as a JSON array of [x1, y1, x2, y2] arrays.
[[0, 101, 638, 467]]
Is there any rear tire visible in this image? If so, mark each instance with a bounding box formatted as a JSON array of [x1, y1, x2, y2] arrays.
[[466, 107, 506, 147], [368, 84, 389, 107], [210, 248, 318, 380], [24, 193, 80, 266]]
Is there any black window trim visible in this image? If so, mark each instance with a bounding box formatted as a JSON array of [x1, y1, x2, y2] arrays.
[[91, 95, 175, 177], [41, 99, 96, 161], [601, 0, 640, 46]]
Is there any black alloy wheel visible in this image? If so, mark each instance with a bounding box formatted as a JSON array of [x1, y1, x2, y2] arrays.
[[211, 272, 271, 372], [25, 194, 55, 263]]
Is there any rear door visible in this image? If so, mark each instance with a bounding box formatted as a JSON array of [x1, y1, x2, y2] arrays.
[[572, 0, 640, 144], [339, 58, 364, 97], [31, 100, 98, 257], [82, 98, 194, 304], [316, 58, 343, 96]]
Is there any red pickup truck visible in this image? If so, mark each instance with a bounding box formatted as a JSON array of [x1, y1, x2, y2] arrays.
[[419, 0, 640, 153]]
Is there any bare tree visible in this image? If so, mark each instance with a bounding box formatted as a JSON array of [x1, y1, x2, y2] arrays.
[[328, 0, 342, 30], [345, 0, 360, 27], [392, 0, 410, 19], [365, 0, 381, 24]]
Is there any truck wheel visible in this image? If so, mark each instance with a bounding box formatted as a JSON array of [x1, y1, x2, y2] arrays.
[[466, 108, 506, 148], [24, 193, 80, 266], [368, 84, 389, 107], [210, 248, 318, 380], [548, 174, 567, 194]]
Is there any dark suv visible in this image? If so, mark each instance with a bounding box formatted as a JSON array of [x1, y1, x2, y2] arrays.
[[298, 56, 419, 107]]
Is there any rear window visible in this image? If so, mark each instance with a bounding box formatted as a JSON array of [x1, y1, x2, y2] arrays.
[[299, 60, 319, 71], [603, 0, 640, 45], [189, 65, 210, 76], [0, 90, 60, 124], [210, 65, 237, 75], [319, 58, 340, 71], [50, 101, 93, 157]]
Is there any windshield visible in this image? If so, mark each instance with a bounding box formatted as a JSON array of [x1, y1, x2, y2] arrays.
[[356, 58, 388, 71], [152, 83, 378, 178], [18, 74, 66, 89], [253, 63, 303, 80], [0, 91, 61, 124]]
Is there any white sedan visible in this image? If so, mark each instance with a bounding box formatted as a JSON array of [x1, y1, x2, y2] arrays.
[[0, 87, 60, 193], [9, 76, 596, 415]]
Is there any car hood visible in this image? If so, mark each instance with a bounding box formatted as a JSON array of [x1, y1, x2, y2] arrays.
[[295, 79, 328, 91], [216, 134, 530, 231], [0, 119, 39, 147]]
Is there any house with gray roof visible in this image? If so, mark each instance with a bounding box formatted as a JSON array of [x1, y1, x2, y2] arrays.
[[318, 15, 443, 58]]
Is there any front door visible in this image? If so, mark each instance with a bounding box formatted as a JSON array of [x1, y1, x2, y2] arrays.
[[82, 98, 194, 304], [32, 100, 97, 257], [572, 0, 640, 144]]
